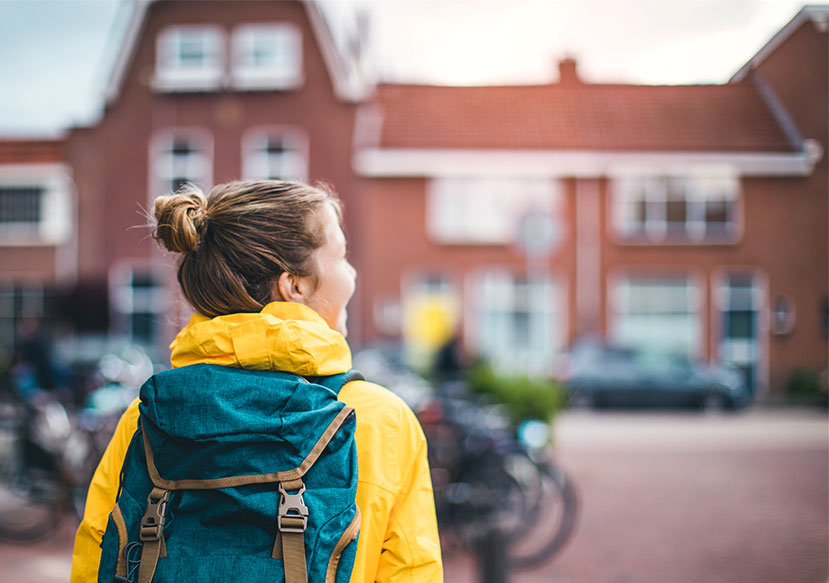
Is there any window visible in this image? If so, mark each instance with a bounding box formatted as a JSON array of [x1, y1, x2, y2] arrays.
[[470, 270, 563, 374], [428, 178, 561, 244], [612, 275, 700, 358], [0, 171, 72, 245], [150, 132, 212, 197], [0, 186, 42, 227], [110, 266, 166, 345], [613, 175, 739, 243], [231, 24, 303, 89], [0, 284, 49, 351], [242, 129, 307, 181], [154, 26, 224, 91]]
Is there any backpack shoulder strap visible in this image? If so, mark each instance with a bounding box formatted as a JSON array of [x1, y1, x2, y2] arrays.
[[311, 369, 365, 395]]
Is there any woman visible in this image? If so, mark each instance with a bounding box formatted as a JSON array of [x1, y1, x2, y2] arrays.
[[71, 180, 443, 582]]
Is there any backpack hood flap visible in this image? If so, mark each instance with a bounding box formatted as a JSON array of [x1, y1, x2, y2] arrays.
[[139, 364, 351, 481]]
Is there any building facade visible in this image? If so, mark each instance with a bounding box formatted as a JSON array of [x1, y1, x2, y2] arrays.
[[351, 8, 828, 397], [0, 1, 825, 398]]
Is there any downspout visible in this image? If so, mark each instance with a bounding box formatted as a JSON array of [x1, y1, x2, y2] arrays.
[[750, 69, 823, 165]]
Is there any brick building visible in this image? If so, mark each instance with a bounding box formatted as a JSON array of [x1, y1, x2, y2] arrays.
[[0, 1, 825, 398]]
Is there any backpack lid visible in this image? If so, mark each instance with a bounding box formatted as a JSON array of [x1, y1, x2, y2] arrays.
[[138, 364, 353, 483]]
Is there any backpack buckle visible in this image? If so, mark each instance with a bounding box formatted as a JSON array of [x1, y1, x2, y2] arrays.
[[140, 488, 170, 542], [277, 482, 308, 534]]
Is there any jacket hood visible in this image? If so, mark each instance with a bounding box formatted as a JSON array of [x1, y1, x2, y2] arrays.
[[169, 301, 352, 376]]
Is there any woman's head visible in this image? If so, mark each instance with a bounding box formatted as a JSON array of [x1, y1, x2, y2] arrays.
[[152, 180, 356, 335]]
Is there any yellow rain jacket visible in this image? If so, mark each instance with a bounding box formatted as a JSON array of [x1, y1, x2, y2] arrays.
[[71, 302, 443, 583]]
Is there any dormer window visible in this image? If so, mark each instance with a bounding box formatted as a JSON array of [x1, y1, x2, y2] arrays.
[[231, 24, 303, 90], [154, 26, 225, 92]]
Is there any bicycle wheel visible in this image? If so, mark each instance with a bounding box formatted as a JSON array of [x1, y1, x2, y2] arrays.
[[445, 452, 531, 550], [507, 460, 579, 571], [0, 402, 65, 542]]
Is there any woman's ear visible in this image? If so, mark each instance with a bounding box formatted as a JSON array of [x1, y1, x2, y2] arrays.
[[273, 272, 305, 304]]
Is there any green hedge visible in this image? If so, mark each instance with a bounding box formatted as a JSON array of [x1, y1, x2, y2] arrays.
[[465, 361, 565, 426], [786, 367, 828, 408]]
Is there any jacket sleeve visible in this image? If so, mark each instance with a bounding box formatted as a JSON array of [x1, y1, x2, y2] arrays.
[[70, 397, 141, 583], [373, 405, 443, 583]]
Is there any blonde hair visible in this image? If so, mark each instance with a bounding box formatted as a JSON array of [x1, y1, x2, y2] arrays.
[[152, 180, 340, 318]]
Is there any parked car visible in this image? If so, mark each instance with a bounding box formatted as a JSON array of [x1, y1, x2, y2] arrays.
[[558, 340, 750, 412]]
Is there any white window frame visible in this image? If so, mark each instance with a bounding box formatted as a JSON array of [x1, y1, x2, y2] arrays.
[[608, 271, 703, 359], [231, 23, 303, 90], [149, 129, 213, 201], [153, 25, 225, 92], [0, 164, 72, 246], [466, 268, 564, 375], [427, 177, 561, 245], [611, 174, 741, 244], [241, 127, 308, 181]]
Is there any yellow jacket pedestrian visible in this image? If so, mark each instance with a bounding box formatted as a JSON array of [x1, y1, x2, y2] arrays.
[[71, 301, 443, 582]]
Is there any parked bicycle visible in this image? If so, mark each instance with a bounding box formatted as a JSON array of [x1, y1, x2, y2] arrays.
[[419, 381, 578, 571], [353, 349, 579, 571], [0, 345, 148, 542]]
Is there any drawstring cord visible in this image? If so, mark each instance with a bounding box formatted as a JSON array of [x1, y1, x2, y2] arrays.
[[118, 505, 176, 583]]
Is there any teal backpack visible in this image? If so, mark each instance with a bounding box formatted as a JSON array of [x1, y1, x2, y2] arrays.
[[98, 364, 363, 583]]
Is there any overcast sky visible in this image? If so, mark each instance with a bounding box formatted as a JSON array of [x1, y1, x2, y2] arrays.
[[0, 0, 817, 135]]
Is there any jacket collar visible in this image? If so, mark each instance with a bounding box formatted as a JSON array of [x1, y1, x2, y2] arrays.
[[169, 302, 352, 376]]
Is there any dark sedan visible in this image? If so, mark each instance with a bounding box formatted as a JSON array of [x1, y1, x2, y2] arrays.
[[559, 341, 750, 412]]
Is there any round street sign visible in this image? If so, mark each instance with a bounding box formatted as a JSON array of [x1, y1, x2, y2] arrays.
[[516, 210, 562, 259]]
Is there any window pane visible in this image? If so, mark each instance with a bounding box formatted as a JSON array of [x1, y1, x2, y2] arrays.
[[428, 177, 559, 244], [231, 25, 301, 89], [634, 198, 647, 227], [726, 310, 755, 339], [265, 138, 288, 154], [0, 187, 42, 224], [665, 198, 687, 226], [178, 38, 206, 65], [614, 276, 697, 357], [156, 134, 209, 193], [131, 312, 157, 344], [251, 38, 278, 66], [244, 132, 306, 182], [512, 311, 531, 349], [171, 139, 195, 156], [472, 272, 559, 374], [704, 199, 731, 233]]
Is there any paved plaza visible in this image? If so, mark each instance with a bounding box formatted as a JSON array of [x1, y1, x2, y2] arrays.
[[1, 408, 827, 583]]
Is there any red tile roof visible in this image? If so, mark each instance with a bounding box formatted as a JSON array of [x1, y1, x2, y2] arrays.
[[373, 81, 795, 152], [0, 139, 65, 164]]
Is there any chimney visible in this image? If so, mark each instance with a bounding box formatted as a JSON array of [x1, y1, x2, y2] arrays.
[[558, 57, 580, 84]]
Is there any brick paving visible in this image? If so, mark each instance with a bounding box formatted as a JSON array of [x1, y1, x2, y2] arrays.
[[445, 409, 828, 583], [1, 408, 826, 583]]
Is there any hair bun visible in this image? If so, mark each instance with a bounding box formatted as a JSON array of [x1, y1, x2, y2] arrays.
[[152, 185, 208, 253]]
